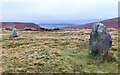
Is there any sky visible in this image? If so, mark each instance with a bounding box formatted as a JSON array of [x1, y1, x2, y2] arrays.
[[1, 0, 119, 23]]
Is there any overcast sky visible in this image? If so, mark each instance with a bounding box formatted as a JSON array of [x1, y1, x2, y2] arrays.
[[1, 0, 119, 23]]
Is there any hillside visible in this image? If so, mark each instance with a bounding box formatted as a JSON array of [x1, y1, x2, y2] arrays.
[[64, 17, 119, 29], [1, 22, 45, 31]]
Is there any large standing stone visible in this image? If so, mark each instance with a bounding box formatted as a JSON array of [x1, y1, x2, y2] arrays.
[[89, 23, 112, 56], [10, 27, 18, 37]]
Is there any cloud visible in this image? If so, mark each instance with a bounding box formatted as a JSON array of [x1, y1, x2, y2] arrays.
[[1, 0, 119, 22]]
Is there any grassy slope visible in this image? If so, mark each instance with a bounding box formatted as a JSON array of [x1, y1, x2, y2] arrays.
[[1, 28, 119, 73]]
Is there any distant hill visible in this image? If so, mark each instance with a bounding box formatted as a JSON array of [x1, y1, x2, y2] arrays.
[[39, 23, 74, 29], [1, 22, 46, 31], [1, 22, 61, 31], [38, 19, 102, 28], [64, 17, 119, 29]]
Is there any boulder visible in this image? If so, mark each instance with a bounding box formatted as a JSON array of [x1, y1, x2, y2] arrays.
[[89, 23, 112, 56]]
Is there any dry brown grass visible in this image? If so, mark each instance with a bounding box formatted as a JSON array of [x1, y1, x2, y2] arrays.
[[1, 28, 119, 73]]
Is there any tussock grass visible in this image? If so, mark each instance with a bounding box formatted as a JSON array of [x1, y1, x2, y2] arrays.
[[1, 29, 119, 73]]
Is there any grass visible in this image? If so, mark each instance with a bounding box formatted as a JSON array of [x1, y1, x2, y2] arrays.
[[1, 28, 119, 73]]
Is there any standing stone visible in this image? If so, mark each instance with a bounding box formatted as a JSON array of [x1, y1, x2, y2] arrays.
[[10, 27, 18, 37], [89, 23, 112, 56]]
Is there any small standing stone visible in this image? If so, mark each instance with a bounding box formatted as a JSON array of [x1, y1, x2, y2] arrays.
[[10, 27, 18, 37]]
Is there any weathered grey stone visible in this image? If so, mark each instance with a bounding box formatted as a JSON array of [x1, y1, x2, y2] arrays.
[[89, 23, 112, 55], [10, 27, 18, 37]]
